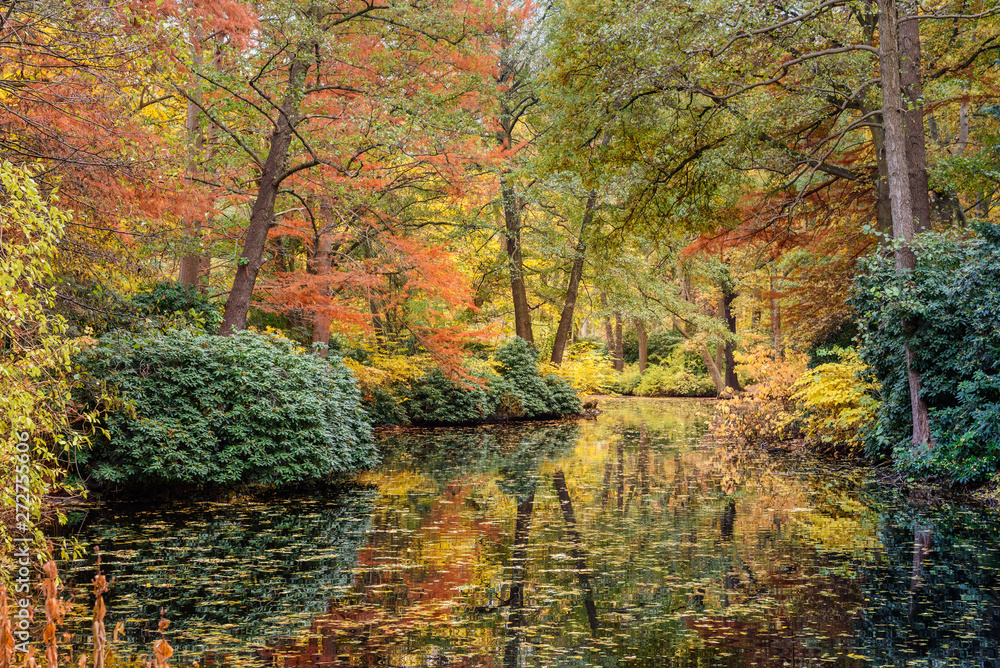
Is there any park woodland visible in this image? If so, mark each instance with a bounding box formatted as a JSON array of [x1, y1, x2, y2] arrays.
[[4, 0, 1000, 666]]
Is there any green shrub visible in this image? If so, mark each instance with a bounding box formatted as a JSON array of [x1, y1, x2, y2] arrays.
[[364, 386, 410, 427], [635, 365, 716, 397], [132, 282, 223, 332], [634, 349, 716, 398], [400, 338, 581, 425], [852, 226, 1000, 484], [609, 363, 643, 395], [402, 368, 495, 424], [545, 373, 583, 415], [75, 329, 376, 489], [541, 341, 618, 394]]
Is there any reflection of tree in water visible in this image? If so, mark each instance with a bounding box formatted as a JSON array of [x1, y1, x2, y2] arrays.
[[379, 422, 581, 501], [853, 504, 1000, 665], [59, 489, 375, 662], [265, 423, 584, 666]]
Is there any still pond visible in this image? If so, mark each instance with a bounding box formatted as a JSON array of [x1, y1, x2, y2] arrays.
[[57, 398, 1000, 668]]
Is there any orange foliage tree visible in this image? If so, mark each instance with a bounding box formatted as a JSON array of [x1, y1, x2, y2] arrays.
[[133, 0, 505, 366]]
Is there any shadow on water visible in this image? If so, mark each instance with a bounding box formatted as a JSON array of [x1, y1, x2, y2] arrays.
[[55, 398, 1000, 668]]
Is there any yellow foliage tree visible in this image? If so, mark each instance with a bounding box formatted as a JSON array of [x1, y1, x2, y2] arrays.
[[0, 162, 95, 583], [793, 348, 879, 454]]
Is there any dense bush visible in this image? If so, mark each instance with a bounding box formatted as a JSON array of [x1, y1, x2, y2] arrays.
[[541, 341, 618, 394], [398, 338, 582, 426], [852, 226, 1000, 483], [75, 329, 376, 489], [132, 282, 223, 332], [609, 363, 643, 395], [630, 348, 716, 397], [712, 347, 807, 447], [402, 368, 495, 424]]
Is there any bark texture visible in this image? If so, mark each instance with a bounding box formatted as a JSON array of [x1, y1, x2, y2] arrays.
[[220, 53, 310, 335], [898, 0, 931, 233], [613, 312, 624, 372], [877, 0, 932, 446], [179, 25, 205, 287], [551, 193, 595, 364], [636, 319, 648, 373], [720, 278, 742, 392], [310, 234, 334, 354]]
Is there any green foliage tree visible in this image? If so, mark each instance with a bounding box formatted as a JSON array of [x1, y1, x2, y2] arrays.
[[853, 226, 1000, 483]]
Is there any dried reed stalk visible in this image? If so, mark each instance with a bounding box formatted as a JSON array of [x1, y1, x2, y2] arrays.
[[1, 586, 15, 668]]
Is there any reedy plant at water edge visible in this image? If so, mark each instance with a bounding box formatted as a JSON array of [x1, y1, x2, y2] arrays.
[[0, 560, 171, 668]]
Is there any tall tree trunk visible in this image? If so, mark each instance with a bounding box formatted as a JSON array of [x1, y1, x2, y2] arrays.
[[551, 193, 594, 364], [677, 263, 725, 394], [699, 345, 726, 396], [769, 270, 783, 360], [220, 53, 310, 335], [310, 234, 333, 354], [877, 0, 932, 446], [870, 119, 895, 238], [721, 278, 742, 392], [179, 24, 205, 287], [600, 292, 614, 357], [613, 312, 624, 372], [899, 0, 931, 233], [191, 41, 223, 294], [635, 319, 648, 373], [502, 178, 534, 343]]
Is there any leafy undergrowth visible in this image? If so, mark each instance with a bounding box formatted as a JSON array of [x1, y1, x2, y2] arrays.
[[355, 338, 582, 427], [607, 346, 717, 398], [854, 227, 1000, 485], [712, 346, 806, 448], [540, 341, 619, 394], [714, 345, 881, 455]]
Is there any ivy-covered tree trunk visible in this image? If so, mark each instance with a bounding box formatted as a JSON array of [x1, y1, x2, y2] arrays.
[[877, 0, 932, 446]]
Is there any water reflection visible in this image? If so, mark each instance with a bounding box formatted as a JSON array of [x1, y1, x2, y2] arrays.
[[58, 397, 1000, 668]]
